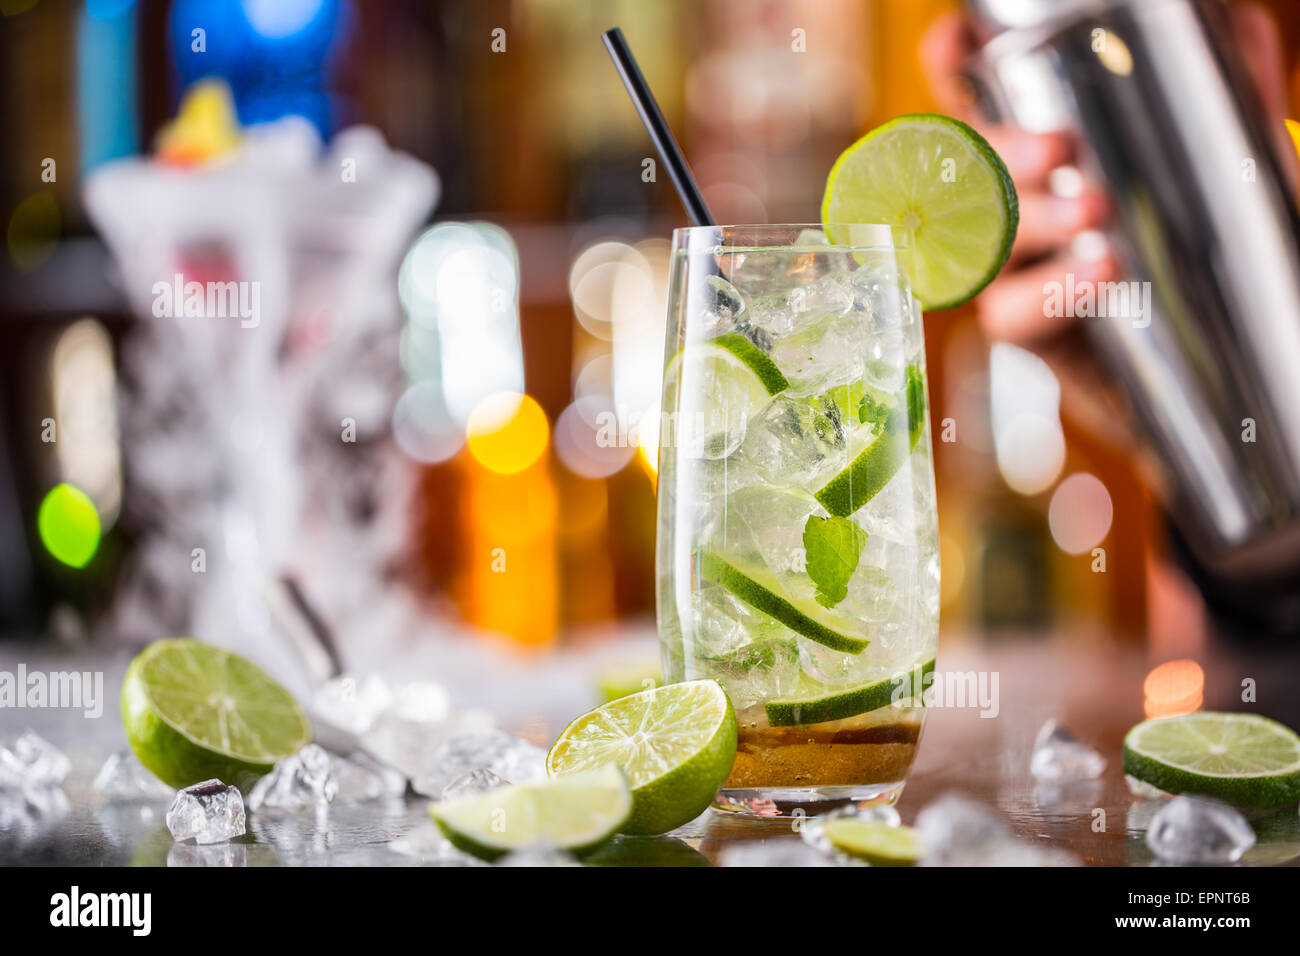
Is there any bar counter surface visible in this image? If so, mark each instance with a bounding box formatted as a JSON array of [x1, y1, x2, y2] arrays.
[[2, 632, 1298, 867]]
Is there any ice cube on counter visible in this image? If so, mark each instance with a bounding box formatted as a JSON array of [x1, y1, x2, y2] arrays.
[[1029, 719, 1107, 783], [331, 751, 406, 802], [916, 792, 1079, 867], [719, 840, 834, 867], [0, 731, 70, 791], [248, 744, 338, 812], [312, 674, 395, 736], [167, 843, 248, 868], [410, 731, 546, 798], [1145, 796, 1256, 864], [366, 708, 497, 781], [440, 767, 507, 802], [166, 779, 246, 844], [93, 751, 176, 803]]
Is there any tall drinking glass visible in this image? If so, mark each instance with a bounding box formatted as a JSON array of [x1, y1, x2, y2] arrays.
[[656, 224, 939, 818]]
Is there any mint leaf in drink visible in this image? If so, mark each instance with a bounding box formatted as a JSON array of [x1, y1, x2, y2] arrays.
[[857, 391, 889, 427], [802, 514, 868, 609]]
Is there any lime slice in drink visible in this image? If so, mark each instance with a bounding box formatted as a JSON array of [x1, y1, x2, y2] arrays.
[[547, 679, 737, 835], [664, 334, 789, 403], [121, 638, 311, 789], [706, 333, 790, 396], [663, 334, 789, 458], [1122, 712, 1300, 809], [430, 765, 632, 860], [822, 113, 1018, 310], [765, 656, 935, 727], [697, 552, 869, 654], [824, 819, 921, 866], [814, 365, 926, 518]]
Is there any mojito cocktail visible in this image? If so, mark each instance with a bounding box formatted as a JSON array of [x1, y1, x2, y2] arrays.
[[656, 223, 939, 817]]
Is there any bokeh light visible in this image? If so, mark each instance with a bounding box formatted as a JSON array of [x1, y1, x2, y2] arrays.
[[989, 343, 1066, 495], [1048, 473, 1114, 554], [398, 222, 525, 428], [554, 397, 634, 479], [1143, 659, 1205, 718], [636, 403, 660, 474], [0, 0, 41, 17], [1094, 30, 1134, 77], [569, 243, 653, 342], [7, 193, 61, 271], [466, 392, 549, 475], [38, 483, 102, 568], [85, 0, 136, 21], [240, 0, 327, 39], [392, 381, 463, 465], [50, 318, 122, 526]]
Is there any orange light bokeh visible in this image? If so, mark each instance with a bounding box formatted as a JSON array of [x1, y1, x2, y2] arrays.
[[466, 392, 550, 475], [1143, 659, 1205, 718]]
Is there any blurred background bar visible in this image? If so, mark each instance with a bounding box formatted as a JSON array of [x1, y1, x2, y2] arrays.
[[2, 0, 1296, 673]]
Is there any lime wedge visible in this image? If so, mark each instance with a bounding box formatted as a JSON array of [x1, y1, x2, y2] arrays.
[[824, 819, 921, 866], [1122, 712, 1300, 809], [547, 679, 737, 835], [822, 113, 1018, 310], [430, 766, 631, 861], [664, 334, 789, 401], [815, 366, 926, 518], [664, 335, 788, 458], [706, 333, 790, 396], [696, 552, 869, 654], [765, 657, 935, 727], [121, 638, 311, 789]]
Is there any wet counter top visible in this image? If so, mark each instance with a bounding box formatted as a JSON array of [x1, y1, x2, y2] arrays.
[[2, 633, 1298, 866]]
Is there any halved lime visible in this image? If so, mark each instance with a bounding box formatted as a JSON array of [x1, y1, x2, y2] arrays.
[[430, 765, 632, 861], [547, 679, 737, 835], [824, 819, 921, 866], [1122, 712, 1300, 809], [696, 552, 868, 654], [822, 113, 1018, 310], [765, 656, 935, 727], [121, 638, 311, 789]]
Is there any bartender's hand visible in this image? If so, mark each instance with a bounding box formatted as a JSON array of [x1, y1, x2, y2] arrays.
[[919, 5, 1289, 346]]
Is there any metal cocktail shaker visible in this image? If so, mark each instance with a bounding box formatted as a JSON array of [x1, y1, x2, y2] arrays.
[[964, 0, 1300, 622]]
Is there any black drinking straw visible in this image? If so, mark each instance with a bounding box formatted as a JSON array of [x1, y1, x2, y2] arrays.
[[602, 27, 716, 227]]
